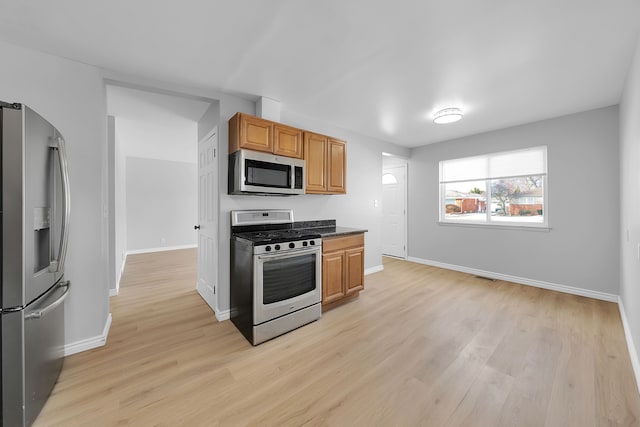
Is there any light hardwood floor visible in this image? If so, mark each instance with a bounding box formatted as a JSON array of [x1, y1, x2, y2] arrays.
[[34, 250, 640, 426]]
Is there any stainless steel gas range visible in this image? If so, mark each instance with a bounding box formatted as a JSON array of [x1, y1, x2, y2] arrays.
[[230, 210, 322, 345]]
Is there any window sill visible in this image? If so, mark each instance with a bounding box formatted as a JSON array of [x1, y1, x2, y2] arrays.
[[437, 221, 551, 232]]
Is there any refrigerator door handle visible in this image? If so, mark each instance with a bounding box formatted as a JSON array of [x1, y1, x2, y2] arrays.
[[25, 281, 70, 320], [49, 135, 71, 273]]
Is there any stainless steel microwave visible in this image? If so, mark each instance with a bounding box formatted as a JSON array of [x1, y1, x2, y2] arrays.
[[228, 149, 305, 195]]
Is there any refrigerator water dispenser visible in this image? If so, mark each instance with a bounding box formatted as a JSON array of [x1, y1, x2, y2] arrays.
[[33, 207, 51, 273]]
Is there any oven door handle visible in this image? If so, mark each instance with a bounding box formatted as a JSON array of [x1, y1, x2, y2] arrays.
[[257, 246, 321, 260]]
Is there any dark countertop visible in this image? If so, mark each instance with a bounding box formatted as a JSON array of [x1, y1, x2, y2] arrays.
[[294, 220, 367, 238], [309, 226, 368, 238]]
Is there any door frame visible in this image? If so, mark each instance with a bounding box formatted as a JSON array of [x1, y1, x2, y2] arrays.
[[382, 161, 408, 260]]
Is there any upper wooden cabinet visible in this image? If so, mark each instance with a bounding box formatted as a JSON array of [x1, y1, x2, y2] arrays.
[[327, 138, 346, 193], [273, 123, 304, 158], [228, 113, 303, 159], [228, 113, 347, 192], [304, 132, 328, 193], [229, 113, 272, 154], [304, 132, 347, 194]]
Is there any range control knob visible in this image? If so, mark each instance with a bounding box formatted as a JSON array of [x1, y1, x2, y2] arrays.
[[275, 244, 281, 250], [310, 240, 315, 246], [265, 246, 272, 252], [289, 242, 295, 249], [302, 241, 308, 247]]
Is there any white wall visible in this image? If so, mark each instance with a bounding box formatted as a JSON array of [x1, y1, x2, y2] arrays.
[[620, 35, 640, 376], [113, 117, 197, 164], [113, 119, 127, 291], [0, 40, 109, 349], [0, 40, 410, 347], [100, 71, 257, 316], [383, 155, 408, 167], [198, 101, 220, 142], [409, 106, 620, 296], [125, 157, 197, 251], [107, 85, 211, 287], [1, 36, 629, 355], [215, 105, 410, 314], [107, 116, 116, 293], [102, 76, 410, 317]]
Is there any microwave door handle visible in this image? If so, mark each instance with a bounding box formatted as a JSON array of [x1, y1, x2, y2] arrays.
[[290, 164, 294, 190], [49, 135, 71, 273]]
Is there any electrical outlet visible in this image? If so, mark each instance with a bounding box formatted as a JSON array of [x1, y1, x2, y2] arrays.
[[160, 237, 166, 245], [374, 199, 379, 208]]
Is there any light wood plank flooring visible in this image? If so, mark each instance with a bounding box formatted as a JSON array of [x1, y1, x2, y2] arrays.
[[34, 250, 640, 426]]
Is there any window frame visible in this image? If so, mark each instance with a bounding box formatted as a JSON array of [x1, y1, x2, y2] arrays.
[[438, 147, 549, 229]]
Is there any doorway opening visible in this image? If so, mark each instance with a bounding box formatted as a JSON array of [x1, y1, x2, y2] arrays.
[[105, 82, 219, 313], [382, 154, 407, 259]]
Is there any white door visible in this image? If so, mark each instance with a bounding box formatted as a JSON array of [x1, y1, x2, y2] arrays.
[[382, 164, 407, 258], [196, 129, 218, 311]]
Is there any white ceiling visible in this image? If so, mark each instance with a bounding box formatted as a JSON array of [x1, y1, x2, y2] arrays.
[[1, 0, 639, 147]]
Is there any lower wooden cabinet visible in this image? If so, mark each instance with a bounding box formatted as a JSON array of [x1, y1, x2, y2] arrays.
[[344, 247, 364, 294], [323, 251, 346, 304], [322, 233, 364, 308]]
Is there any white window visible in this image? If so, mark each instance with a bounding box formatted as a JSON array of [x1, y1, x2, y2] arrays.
[[439, 146, 548, 228]]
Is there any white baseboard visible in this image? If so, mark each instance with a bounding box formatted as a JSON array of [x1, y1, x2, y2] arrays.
[[215, 309, 230, 321], [109, 288, 119, 297], [619, 297, 640, 394], [127, 244, 197, 255], [64, 313, 112, 356], [365, 265, 384, 275], [407, 256, 618, 303]]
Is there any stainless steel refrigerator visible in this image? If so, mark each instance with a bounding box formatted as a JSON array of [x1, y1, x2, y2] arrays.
[[1, 101, 70, 427]]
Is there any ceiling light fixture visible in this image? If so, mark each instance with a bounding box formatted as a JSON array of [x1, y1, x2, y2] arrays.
[[433, 108, 463, 124]]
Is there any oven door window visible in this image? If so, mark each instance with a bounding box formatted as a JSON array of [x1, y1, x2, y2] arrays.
[[245, 159, 291, 189], [262, 253, 316, 304]]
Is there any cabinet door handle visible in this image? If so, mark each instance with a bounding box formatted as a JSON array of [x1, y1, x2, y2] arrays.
[[194, 225, 201, 230]]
